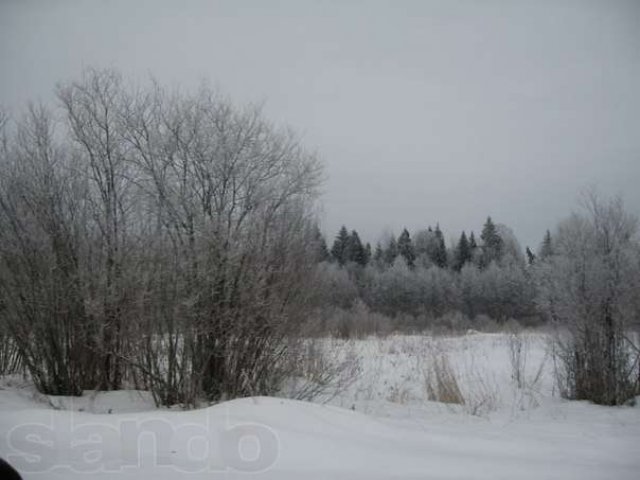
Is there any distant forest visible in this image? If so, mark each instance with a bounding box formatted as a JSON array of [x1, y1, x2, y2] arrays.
[[309, 216, 550, 331]]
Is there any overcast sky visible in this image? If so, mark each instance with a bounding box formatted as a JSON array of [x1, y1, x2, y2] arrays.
[[1, 0, 639, 248]]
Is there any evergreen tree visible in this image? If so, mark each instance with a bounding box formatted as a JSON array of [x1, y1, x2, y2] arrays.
[[348, 230, 367, 266], [479, 216, 503, 268], [397, 228, 416, 268], [331, 225, 350, 266], [364, 242, 372, 265], [373, 242, 384, 266], [311, 225, 330, 262], [383, 236, 398, 266], [538, 229, 554, 260], [432, 224, 448, 268], [468, 231, 479, 266], [413, 229, 430, 258], [423, 226, 436, 263], [453, 231, 472, 271], [469, 231, 478, 250]]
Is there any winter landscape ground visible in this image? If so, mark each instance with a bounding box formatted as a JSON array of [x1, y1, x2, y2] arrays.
[[1, 332, 639, 479]]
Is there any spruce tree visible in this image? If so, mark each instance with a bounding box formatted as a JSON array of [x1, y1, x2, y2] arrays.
[[348, 230, 367, 266], [539, 229, 554, 260], [479, 216, 503, 268], [364, 242, 372, 266], [468, 231, 479, 265], [397, 228, 416, 268], [413, 229, 430, 258], [311, 225, 330, 262], [469, 231, 478, 250], [383, 236, 398, 266], [454, 231, 471, 271], [432, 224, 448, 268], [331, 225, 350, 266], [373, 242, 384, 266], [424, 226, 436, 263]]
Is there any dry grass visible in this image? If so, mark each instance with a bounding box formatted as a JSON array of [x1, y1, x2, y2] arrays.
[[422, 341, 499, 416], [425, 353, 465, 405], [282, 338, 361, 403]]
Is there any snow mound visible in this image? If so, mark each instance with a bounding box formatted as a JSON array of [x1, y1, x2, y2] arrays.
[[0, 391, 638, 479], [2, 333, 640, 479]]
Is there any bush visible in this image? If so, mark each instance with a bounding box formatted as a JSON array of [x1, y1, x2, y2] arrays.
[[0, 328, 21, 375], [281, 338, 360, 402], [536, 193, 640, 405], [315, 302, 393, 339], [0, 69, 323, 405]]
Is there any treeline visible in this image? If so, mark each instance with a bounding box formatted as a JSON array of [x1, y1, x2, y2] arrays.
[[312, 217, 542, 325], [313, 195, 640, 405]]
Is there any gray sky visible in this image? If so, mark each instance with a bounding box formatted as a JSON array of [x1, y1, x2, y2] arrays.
[[1, 0, 639, 249]]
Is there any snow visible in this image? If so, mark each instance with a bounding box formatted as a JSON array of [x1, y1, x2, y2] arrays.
[[1, 333, 639, 479]]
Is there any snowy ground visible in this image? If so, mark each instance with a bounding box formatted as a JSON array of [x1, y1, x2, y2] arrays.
[[1, 332, 639, 479]]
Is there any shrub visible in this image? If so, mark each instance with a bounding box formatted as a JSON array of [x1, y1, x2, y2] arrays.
[[0, 69, 323, 405], [536, 193, 640, 405]]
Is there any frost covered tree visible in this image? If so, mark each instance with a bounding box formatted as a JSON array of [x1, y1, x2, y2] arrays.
[[0, 105, 99, 394], [331, 226, 350, 265], [535, 193, 640, 405], [58, 70, 133, 390], [479, 217, 503, 268], [468, 231, 480, 265], [431, 225, 448, 268], [416, 225, 447, 269], [453, 231, 472, 272], [348, 230, 367, 266], [413, 228, 432, 268], [469, 231, 477, 250], [312, 226, 331, 263], [0, 68, 324, 404], [369, 259, 421, 316], [397, 228, 416, 268], [383, 235, 399, 266], [313, 262, 359, 309], [496, 224, 525, 266], [372, 242, 385, 267], [119, 76, 324, 403], [538, 229, 554, 260]]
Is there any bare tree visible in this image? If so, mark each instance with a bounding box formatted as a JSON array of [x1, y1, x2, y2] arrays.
[[0, 69, 323, 405], [536, 191, 640, 405], [57, 69, 140, 390], [0, 108, 22, 375], [0, 105, 99, 393], [119, 82, 323, 404]]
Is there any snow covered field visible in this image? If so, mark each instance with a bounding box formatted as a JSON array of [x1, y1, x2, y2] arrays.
[[1, 332, 639, 479]]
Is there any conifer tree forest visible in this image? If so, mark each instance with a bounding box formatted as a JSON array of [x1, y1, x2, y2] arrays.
[[320, 216, 540, 327]]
